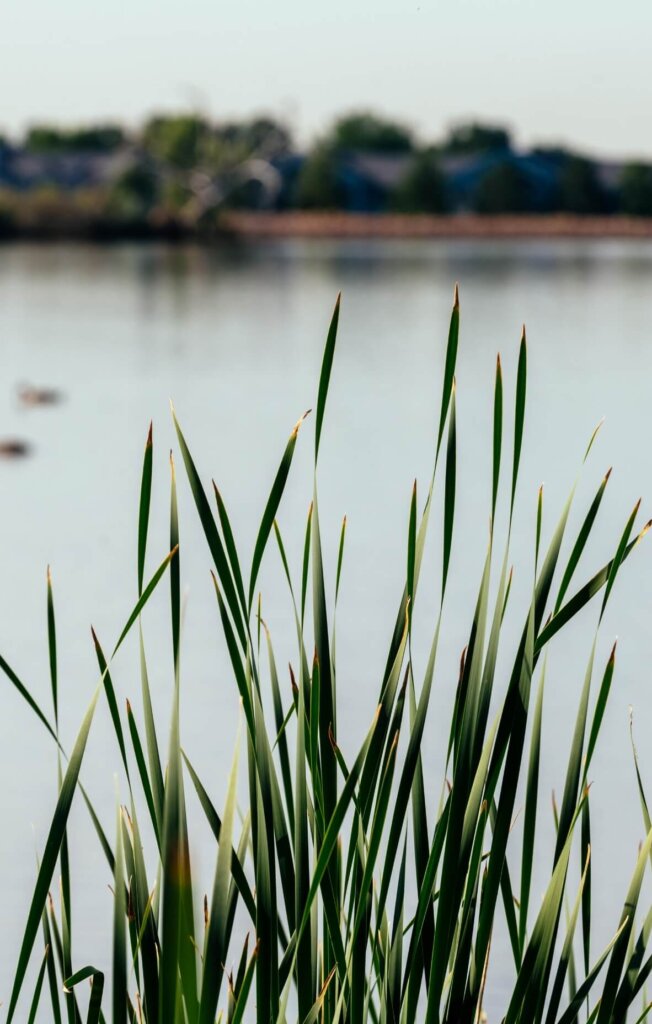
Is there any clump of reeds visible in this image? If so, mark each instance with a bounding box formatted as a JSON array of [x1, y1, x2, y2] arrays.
[[3, 287, 652, 1024]]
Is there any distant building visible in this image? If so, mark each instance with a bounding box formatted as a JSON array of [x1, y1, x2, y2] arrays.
[[0, 144, 136, 191]]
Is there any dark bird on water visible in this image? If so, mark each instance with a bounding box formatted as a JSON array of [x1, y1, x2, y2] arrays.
[[0, 438, 31, 458], [17, 383, 64, 407]]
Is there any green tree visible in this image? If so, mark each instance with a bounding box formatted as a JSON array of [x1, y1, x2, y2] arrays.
[[620, 162, 652, 216], [107, 163, 159, 219], [393, 151, 447, 212], [142, 115, 210, 169], [295, 144, 342, 209], [558, 157, 608, 214], [443, 122, 511, 154], [25, 125, 124, 152], [220, 117, 292, 156], [472, 161, 530, 213], [330, 112, 414, 153]]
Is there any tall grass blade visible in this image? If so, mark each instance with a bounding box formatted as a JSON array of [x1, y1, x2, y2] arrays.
[[315, 294, 341, 463], [7, 688, 100, 1022]]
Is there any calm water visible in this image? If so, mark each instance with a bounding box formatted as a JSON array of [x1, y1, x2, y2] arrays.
[[1, 239, 651, 1017]]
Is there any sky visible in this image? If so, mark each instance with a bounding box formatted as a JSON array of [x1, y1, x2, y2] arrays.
[[2, 0, 652, 158]]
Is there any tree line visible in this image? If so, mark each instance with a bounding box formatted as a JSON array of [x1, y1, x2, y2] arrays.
[[2, 112, 652, 231]]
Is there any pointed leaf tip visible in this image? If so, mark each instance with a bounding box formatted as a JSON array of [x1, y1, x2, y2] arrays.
[[292, 408, 312, 437], [637, 518, 652, 542], [453, 282, 460, 308], [146, 421, 153, 447]]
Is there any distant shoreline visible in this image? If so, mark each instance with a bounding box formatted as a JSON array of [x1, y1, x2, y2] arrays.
[[220, 211, 652, 240], [3, 212, 652, 244]]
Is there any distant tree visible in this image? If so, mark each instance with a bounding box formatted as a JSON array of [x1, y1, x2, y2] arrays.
[[558, 157, 609, 214], [393, 151, 447, 212], [107, 163, 159, 219], [295, 144, 343, 209], [142, 115, 210, 169], [472, 161, 530, 213], [219, 117, 293, 157], [329, 112, 414, 153], [443, 123, 511, 155], [25, 125, 124, 152], [68, 126, 124, 151], [620, 162, 652, 216], [531, 145, 572, 162]]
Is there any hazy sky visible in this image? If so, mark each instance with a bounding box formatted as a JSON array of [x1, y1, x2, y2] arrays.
[[3, 0, 651, 157]]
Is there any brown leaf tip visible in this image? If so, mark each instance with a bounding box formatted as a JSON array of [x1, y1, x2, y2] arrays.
[[459, 646, 468, 680], [292, 408, 312, 437], [453, 282, 460, 308], [146, 421, 153, 448], [328, 723, 338, 752]]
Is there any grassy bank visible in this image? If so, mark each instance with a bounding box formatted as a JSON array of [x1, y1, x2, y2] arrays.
[[4, 209, 652, 242], [3, 290, 652, 1023], [220, 211, 652, 239]]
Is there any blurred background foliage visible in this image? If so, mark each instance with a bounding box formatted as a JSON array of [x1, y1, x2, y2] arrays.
[[1, 109, 652, 236]]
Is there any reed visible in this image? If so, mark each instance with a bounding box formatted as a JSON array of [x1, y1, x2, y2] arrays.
[[4, 288, 652, 1023]]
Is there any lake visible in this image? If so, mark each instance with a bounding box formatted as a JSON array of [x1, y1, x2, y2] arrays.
[[0, 238, 651, 1018]]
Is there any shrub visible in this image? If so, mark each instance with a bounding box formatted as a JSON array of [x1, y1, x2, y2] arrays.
[[4, 291, 652, 1023], [473, 161, 532, 213], [393, 151, 448, 213], [620, 162, 652, 217]]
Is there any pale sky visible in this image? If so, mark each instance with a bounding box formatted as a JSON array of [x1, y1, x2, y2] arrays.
[[2, 0, 651, 158]]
